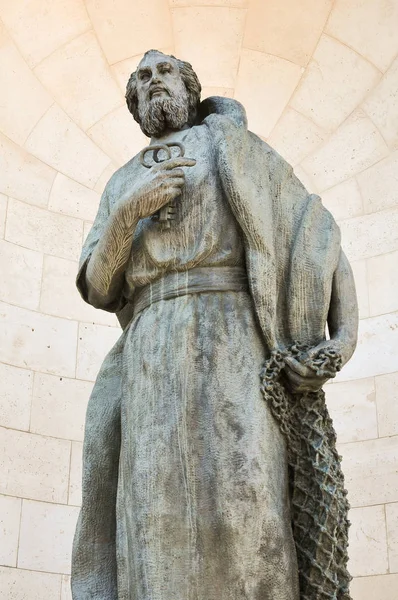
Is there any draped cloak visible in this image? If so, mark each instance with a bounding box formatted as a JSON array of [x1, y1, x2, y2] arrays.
[[74, 97, 352, 599]]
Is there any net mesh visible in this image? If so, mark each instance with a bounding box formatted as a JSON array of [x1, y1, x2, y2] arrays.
[[260, 345, 351, 600]]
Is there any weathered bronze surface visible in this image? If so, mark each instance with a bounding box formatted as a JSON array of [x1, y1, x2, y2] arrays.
[[71, 50, 358, 600]]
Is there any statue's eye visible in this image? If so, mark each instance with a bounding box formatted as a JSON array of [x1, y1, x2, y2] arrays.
[[140, 71, 150, 82]]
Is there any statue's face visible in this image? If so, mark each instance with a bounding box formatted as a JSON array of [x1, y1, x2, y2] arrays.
[[134, 51, 190, 138], [136, 52, 186, 110]]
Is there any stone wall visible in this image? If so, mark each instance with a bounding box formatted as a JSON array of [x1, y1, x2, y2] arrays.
[[0, 2, 397, 599]]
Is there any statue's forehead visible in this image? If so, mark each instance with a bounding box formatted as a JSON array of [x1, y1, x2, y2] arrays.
[[138, 52, 177, 70]]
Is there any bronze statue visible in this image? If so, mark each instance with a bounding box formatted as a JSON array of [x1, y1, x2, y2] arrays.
[[72, 50, 358, 600]]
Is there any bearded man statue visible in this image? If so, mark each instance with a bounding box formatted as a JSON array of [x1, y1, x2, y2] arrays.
[[71, 50, 358, 600]]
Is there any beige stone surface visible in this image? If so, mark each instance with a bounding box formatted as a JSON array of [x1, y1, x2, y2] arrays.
[[375, 372, 398, 438], [0, 363, 33, 431], [0, 0, 91, 68], [0, 22, 52, 146], [0, 566, 61, 600], [339, 207, 398, 262], [61, 575, 72, 600], [267, 108, 326, 167], [30, 373, 92, 442], [367, 251, 398, 317], [18, 499, 79, 574], [321, 178, 363, 221], [34, 32, 123, 131], [335, 312, 398, 382], [350, 574, 398, 600], [68, 442, 83, 507], [325, 378, 377, 444], [0, 193, 7, 238], [6, 198, 82, 261], [88, 106, 148, 167], [86, 0, 173, 65], [0, 495, 21, 566], [340, 436, 398, 508], [0, 301, 78, 378], [326, 0, 398, 72], [0, 133, 56, 208], [350, 259, 369, 320], [76, 322, 121, 381], [235, 49, 302, 138], [25, 105, 110, 188], [291, 35, 380, 131], [0, 239, 42, 310], [363, 56, 398, 150], [171, 0, 248, 5], [348, 505, 388, 577], [0, 427, 70, 503], [49, 173, 101, 222], [292, 165, 319, 193], [302, 110, 389, 191], [357, 151, 398, 215], [386, 502, 398, 573], [173, 6, 246, 88], [244, 0, 331, 67], [40, 255, 117, 326]]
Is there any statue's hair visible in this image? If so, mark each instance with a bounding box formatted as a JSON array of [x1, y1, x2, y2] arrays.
[[125, 50, 201, 126]]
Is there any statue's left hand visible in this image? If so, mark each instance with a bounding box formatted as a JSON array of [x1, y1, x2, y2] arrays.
[[283, 340, 342, 393]]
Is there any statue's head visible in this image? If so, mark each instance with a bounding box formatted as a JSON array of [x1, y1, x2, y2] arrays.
[[126, 49, 201, 138]]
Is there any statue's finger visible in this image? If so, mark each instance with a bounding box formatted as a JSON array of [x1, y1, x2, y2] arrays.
[[159, 157, 196, 170], [284, 356, 314, 378]]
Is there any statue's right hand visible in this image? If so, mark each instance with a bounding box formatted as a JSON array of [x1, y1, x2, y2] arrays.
[[118, 156, 196, 223]]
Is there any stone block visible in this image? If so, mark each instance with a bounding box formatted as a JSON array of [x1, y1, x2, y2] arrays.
[[340, 436, 398, 508], [61, 575, 72, 600], [49, 173, 101, 222], [0, 495, 21, 567], [325, 378, 377, 444], [34, 31, 122, 131], [85, 0, 173, 64], [6, 198, 82, 261], [0, 300, 78, 378], [357, 151, 398, 214], [0, 0, 91, 68], [291, 34, 380, 130], [339, 208, 398, 262], [368, 250, 398, 317], [375, 372, 398, 438], [18, 499, 79, 574], [25, 104, 110, 188], [386, 502, 398, 574], [321, 178, 363, 222], [235, 49, 301, 138], [40, 254, 118, 326], [0, 427, 70, 503], [76, 322, 121, 382], [0, 363, 33, 431], [0, 239, 42, 310], [267, 108, 326, 167], [243, 0, 331, 67], [0, 193, 7, 238], [0, 133, 55, 207], [326, 0, 398, 71], [173, 6, 246, 88], [348, 505, 388, 577], [0, 22, 52, 145], [0, 566, 61, 600], [350, 574, 398, 600], [30, 373, 92, 442], [302, 110, 388, 191], [335, 312, 398, 382], [88, 106, 148, 167]]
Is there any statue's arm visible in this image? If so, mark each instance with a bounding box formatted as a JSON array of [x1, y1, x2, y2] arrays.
[[327, 250, 359, 367], [84, 198, 139, 310]]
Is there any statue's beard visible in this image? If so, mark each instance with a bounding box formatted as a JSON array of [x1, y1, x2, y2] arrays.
[[138, 90, 190, 138]]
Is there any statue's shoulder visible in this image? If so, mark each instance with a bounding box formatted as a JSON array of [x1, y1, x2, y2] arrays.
[[199, 96, 248, 129]]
